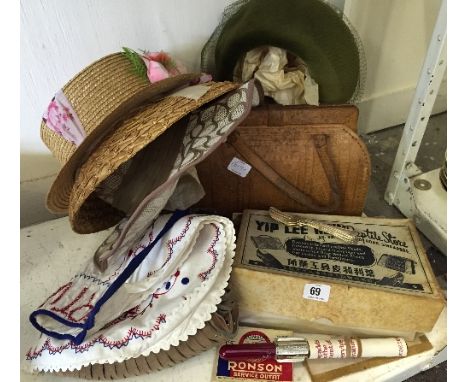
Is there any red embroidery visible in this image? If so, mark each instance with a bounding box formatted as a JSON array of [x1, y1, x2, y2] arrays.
[[26, 314, 167, 360], [132, 221, 157, 258], [100, 306, 141, 331], [39, 282, 73, 308], [164, 217, 193, 268], [146, 217, 193, 278], [77, 221, 160, 286], [67, 291, 96, 322], [101, 222, 157, 283], [28, 216, 201, 362], [199, 224, 220, 281], [50, 287, 96, 323]]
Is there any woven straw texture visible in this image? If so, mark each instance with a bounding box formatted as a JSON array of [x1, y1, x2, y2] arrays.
[[42, 53, 199, 213], [69, 81, 237, 233]]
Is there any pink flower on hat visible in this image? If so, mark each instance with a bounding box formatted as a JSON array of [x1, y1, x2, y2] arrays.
[[142, 51, 188, 84]]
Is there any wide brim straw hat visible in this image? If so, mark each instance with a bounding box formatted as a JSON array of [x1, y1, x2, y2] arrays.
[[67, 80, 238, 233], [201, 0, 366, 104], [41, 51, 201, 214]]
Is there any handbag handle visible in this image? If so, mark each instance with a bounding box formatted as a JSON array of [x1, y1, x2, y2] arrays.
[[227, 131, 342, 212]]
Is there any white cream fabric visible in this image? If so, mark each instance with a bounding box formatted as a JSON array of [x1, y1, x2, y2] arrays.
[[241, 46, 319, 106], [26, 213, 236, 372]]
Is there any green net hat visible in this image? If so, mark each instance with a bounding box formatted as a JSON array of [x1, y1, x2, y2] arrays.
[[201, 0, 366, 104]]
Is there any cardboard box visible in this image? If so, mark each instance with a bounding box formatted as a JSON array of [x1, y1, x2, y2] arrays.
[[231, 210, 446, 340]]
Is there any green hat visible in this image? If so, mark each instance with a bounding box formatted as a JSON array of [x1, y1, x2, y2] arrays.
[[202, 0, 364, 104]]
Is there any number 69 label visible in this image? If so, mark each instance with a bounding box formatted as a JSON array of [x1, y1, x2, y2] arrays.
[[303, 283, 331, 302]]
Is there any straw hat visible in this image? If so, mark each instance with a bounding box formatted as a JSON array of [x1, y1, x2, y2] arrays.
[[42, 52, 200, 213], [66, 81, 254, 249], [41, 51, 234, 215], [67, 80, 238, 233]]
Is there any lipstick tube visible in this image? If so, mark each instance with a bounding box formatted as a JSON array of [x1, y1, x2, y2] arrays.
[[219, 336, 408, 363]]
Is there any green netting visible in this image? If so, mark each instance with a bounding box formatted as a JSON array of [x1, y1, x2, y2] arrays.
[[201, 0, 366, 104]]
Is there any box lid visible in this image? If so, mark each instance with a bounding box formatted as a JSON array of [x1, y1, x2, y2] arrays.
[[232, 210, 446, 335]]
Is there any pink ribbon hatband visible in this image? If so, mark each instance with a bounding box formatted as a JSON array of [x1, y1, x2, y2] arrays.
[[42, 90, 86, 146]]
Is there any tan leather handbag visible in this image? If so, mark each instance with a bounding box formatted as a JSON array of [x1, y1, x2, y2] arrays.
[[194, 104, 370, 217]]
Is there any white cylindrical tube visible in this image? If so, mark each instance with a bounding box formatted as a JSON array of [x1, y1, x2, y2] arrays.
[[359, 337, 408, 358], [308, 338, 350, 359], [306, 337, 408, 359]]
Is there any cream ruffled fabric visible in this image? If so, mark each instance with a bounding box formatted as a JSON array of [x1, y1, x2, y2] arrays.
[[26, 213, 236, 373], [241, 46, 319, 105]]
